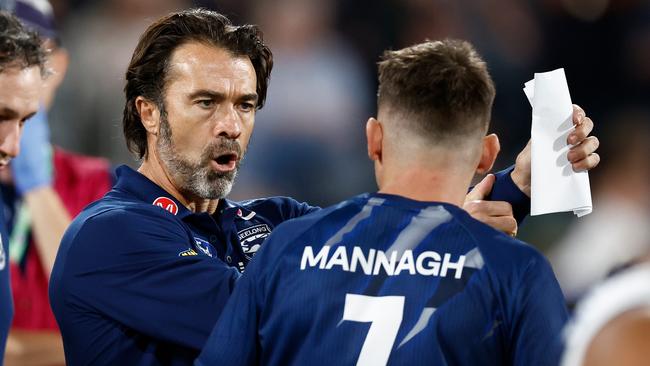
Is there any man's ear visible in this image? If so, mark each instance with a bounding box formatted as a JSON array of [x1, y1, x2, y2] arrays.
[[49, 48, 69, 88], [366, 117, 383, 163], [41, 48, 70, 108], [135, 96, 161, 135], [476, 133, 500, 174]]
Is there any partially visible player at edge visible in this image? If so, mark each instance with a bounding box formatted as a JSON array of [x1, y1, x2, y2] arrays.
[[49, 9, 599, 366], [0, 11, 47, 365], [197, 39, 570, 366], [2, 1, 114, 364]]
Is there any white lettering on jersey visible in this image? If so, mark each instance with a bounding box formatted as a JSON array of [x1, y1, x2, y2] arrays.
[[300, 246, 330, 269], [300, 245, 465, 279]]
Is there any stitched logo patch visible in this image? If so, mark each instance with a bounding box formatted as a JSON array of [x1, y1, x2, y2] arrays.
[[237, 224, 271, 258]]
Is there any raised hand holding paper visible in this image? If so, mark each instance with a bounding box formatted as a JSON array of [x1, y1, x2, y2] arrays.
[[523, 68, 592, 217]]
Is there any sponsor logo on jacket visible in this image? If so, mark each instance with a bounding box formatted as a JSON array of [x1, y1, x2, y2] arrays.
[[179, 248, 198, 257], [153, 197, 178, 215]]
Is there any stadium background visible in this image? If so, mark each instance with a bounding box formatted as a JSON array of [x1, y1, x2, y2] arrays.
[[45, 0, 649, 297]]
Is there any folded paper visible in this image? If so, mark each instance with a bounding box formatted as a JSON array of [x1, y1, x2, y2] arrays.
[[523, 68, 592, 217]]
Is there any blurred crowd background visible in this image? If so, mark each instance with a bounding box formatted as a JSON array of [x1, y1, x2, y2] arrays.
[[40, 0, 650, 301]]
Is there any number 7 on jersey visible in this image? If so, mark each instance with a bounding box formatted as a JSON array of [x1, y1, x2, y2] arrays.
[[342, 294, 405, 366]]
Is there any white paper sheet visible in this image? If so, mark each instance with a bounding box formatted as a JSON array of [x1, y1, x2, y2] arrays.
[[523, 68, 592, 217]]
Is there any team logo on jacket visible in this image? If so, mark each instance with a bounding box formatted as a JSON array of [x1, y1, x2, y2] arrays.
[[194, 237, 214, 257], [153, 197, 178, 215], [237, 224, 271, 258]]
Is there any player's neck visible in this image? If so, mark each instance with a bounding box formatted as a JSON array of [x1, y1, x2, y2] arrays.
[[138, 157, 219, 214], [378, 166, 472, 207]]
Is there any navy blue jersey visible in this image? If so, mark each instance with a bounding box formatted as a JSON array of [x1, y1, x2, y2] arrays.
[[48, 166, 317, 365], [0, 191, 12, 364], [197, 193, 567, 366]]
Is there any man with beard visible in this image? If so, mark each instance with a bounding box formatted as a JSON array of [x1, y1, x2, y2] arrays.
[[49, 9, 305, 366], [49, 8, 600, 366]]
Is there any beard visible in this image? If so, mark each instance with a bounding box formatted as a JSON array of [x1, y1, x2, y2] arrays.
[[157, 116, 242, 200]]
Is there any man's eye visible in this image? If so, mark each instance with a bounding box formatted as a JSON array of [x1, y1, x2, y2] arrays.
[[240, 103, 255, 112], [197, 100, 214, 108]]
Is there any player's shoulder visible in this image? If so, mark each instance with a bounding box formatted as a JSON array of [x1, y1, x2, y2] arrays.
[[455, 211, 548, 270], [243, 195, 369, 280], [264, 194, 370, 246]]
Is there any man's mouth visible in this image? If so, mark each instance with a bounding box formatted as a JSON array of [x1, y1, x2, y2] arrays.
[[211, 152, 238, 172]]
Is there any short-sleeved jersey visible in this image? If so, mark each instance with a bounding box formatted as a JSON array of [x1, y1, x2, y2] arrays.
[[0, 191, 13, 364], [49, 166, 317, 366], [197, 193, 568, 366]]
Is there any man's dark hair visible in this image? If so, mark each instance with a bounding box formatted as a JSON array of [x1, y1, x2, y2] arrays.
[[123, 8, 273, 159], [377, 39, 495, 143], [0, 11, 47, 75]]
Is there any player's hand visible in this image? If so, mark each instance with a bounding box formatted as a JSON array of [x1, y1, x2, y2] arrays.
[[464, 174, 518, 236], [511, 104, 601, 197], [11, 109, 52, 195]]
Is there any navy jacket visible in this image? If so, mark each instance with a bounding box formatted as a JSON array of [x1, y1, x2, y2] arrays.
[[49, 166, 316, 365]]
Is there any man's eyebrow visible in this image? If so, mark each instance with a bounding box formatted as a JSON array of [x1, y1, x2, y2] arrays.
[[188, 90, 223, 100], [187, 90, 259, 104], [0, 107, 18, 119], [240, 93, 258, 104]]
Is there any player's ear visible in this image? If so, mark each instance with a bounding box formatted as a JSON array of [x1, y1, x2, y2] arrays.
[[48, 47, 69, 89], [476, 133, 500, 174], [136, 96, 161, 135], [366, 117, 383, 163], [42, 47, 70, 109]]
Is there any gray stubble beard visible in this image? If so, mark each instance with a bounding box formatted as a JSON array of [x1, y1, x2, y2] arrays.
[[157, 116, 241, 200]]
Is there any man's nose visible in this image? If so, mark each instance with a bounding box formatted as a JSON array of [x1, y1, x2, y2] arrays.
[[214, 106, 241, 139], [0, 122, 21, 158]]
